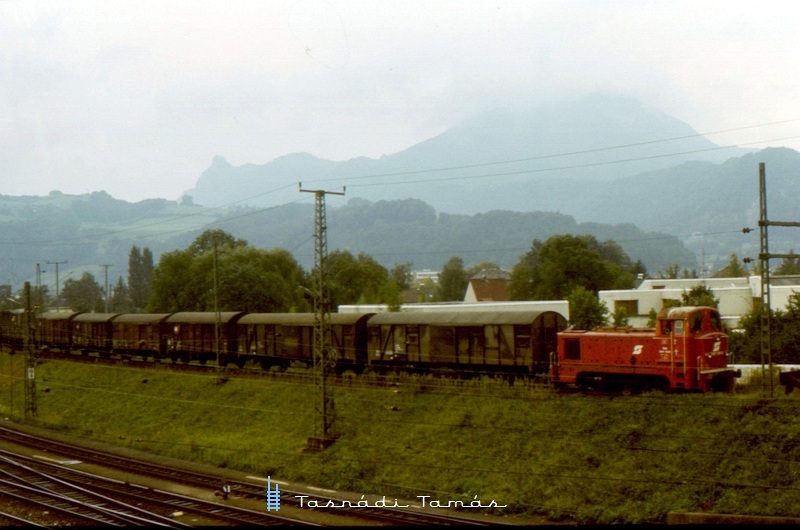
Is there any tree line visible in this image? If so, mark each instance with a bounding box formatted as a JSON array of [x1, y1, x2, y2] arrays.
[[8, 228, 800, 363]]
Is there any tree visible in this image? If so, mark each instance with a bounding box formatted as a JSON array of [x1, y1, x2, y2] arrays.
[[509, 234, 636, 301], [0, 285, 14, 311], [645, 308, 658, 328], [326, 250, 389, 308], [436, 256, 468, 301], [61, 272, 104, 312], [612, 306, 630, 327], [415, 278, 437, 303], [110, 276, 135, 312], [660, 263, 697, 279], [775, 251, 800, 275], [508, 259, 536, 300], [128, 245, 154, 310], [149, 249, 200, 312], [566, 285, 609, 329], [149, 232, 308, 313], [712, 252, 749, 278], [188, 229, 247, 256], [466, 261, 503, 278], [728, 293, 800, 364], [389, 262, 412, 291], [680, 285, 719, 308], [213, 246, 307, 313]]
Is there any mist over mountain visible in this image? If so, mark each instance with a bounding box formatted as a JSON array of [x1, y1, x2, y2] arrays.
[[1, 93, 797, 292], [185, 93, 752, 213]]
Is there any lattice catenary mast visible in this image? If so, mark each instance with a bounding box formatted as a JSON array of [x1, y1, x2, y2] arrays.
[[300, 183, 345, 451]]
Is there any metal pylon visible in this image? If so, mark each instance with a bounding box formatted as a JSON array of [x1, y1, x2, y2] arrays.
[[23, 281, 36, 418], [300, 184, 344, 450], [756, 162, 800, 397]]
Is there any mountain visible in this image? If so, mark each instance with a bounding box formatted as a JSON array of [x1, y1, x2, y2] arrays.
[[0, 192, 692, 292], [1, 93, 795, 292], [205, 198, 695, 273], [184, 93, 752, 213]]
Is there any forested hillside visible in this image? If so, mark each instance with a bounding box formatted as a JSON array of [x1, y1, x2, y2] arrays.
[[0, 193, 692, 290]]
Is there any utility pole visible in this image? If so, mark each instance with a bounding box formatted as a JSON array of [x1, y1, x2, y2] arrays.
[[46, 260, 67, 311], [101, 264, 114, 313], [35, 263, 44, 312], [300, 182, 344, 451], [213, 241, 223, 381], [755, 162, 800, 398], [23, 281, 36, 418]]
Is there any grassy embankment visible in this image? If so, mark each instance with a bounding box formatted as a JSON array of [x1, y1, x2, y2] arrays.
[[0, 354, 798, 524]]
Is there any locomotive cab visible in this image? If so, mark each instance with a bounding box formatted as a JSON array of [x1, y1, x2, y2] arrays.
[[655, 306, 740, 392], [551, 306, 740, 392]]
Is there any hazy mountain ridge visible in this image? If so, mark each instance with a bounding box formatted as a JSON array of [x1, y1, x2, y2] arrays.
[[184, 93, 751, 213]]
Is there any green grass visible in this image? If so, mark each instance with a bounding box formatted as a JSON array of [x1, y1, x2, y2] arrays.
[[1, 354, 799, 524]]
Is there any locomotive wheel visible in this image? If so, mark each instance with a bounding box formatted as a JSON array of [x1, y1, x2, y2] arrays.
[[236, 358, 246, 369]]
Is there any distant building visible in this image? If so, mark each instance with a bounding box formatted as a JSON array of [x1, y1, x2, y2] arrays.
[[412, 270, 439, 284], [463, 269, 510, 302], [600, 275, 800, 328]]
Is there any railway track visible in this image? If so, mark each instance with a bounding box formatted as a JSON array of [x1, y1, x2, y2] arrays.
[[0, 426, 497, 526], [0, 451, 192, 526], [0, 448, 304, 526]]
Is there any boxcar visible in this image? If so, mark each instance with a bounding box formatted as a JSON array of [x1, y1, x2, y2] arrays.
[[234, 312, 372, 371], [165, 312, 245, 364], [72, 313, 119, 356], [0, 309, 25, 350], [366, 310, 567, 377], [39, 311, 82, 351], [111, 313, 171, 360]]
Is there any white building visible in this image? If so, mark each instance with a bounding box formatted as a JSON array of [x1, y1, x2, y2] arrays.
[[600, 275, 800, 328]]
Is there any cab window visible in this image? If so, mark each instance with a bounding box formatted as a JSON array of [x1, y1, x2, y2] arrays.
[[674, 320, 684, 335], [710, 312, 722, 331], [690, 313, 702, 333]]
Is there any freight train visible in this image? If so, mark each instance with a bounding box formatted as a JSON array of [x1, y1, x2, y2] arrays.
[[0, 305, 740, 391], [0, 309, 567, 379]]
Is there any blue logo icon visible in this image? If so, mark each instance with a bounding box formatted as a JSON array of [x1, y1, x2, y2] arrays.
[[265, 476, 281, 511]]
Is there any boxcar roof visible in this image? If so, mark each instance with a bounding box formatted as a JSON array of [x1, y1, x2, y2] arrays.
[[38, 311, 81, 321], [366, 310, 560, 326], [165, 312, 246, 324], [237, 313, 372, 325], [112, 313, 171, 324], [73, 313, 120, 323]]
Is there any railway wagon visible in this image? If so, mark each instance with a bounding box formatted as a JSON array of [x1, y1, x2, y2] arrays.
[[165, 312, 245, 364], [72, 313, 119, 356], [366, 310, 567, 377], [39, 311, 82, 351], [551, 306, 740, 392], [110, 313, 171, 360], [234, 312, 373, 371], [0, 309, 25, 350]]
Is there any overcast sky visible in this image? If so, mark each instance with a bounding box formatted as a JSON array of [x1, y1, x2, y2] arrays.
[[1, 0, 798, 202]]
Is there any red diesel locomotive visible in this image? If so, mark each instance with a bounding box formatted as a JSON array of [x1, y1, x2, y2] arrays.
[[550, 306, 740, 392]]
